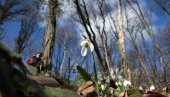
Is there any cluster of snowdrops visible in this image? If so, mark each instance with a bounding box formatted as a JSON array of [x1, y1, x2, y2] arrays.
[[77, 39, 160, 97]]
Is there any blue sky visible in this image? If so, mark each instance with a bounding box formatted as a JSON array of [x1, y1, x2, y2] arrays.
[[0, 0, 170, 81], [2, 18, 44, 50], [2, 0, 169, 48], [2, 21, 21, 49], [1, 0, 170, 66]]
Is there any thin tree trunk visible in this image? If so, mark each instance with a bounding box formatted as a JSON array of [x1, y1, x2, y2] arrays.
[[127, 0, 170, 70], [137, 46, 153, 85], [67, 57, 71, 82], [43, 0, 58, 71], [117, 0, 129, 79], [59, 40, 67, 77]]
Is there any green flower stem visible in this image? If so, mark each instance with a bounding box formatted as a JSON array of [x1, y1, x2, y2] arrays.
[[91, 52, 97, 81], [91, 52, 99, 96]]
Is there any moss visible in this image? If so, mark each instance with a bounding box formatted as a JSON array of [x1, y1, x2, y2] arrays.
[[26, 65, 38, 75], [43, 86, 80, 97]]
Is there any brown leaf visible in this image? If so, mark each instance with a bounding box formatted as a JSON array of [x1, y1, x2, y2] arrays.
[[125, 91, 128, 97], [119, 92, 125, 97], [77, 81, 95, 96], [143, 91, 167, 97]]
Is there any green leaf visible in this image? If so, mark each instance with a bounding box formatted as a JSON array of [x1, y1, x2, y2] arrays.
[[95, 81, 100, 95], [103, 76, 110, 97], [76, 65, 92, 81]]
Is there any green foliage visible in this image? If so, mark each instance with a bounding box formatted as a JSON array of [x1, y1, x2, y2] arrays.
[[10, 67, 80, 97], [102, 76, 111, 97], [43, 86, 80, 97], [0, 42, 80, 97], [26, 65, 46, 76], [116, 82, 125, 92], [76, 65, 115, 97], [11, 68, 46, 97], [26, 65, 38, 75], [76, 65, 92, 81], [71, 74, 86, 87], [127, 89, 142, 97]]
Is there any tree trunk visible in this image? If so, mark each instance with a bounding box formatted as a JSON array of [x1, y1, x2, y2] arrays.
[[59, 40, 67, 77], [117, 0, 129, 79], [43, 0, 58, 71]]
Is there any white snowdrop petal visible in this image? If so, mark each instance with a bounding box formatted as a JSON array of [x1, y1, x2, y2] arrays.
[[101, 85, 105, 91], [139, 86, 143, 90], [80, 40, 88, 46], [150, 85, 155, 91], [118, 81, 122, 85], [81, 46, 88, 56], [128, 81, 131, 86], [123, 81, 127, 87], [162, 87, 166, 91], [115, 82, 118, 86], [123, 80, 131, 87], [89, 43, 94, 52]]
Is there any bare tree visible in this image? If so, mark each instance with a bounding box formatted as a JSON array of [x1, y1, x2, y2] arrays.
[[0, 0, 28, 38], [126, 0, 170, 77], [74, 0, 111, 76], [15, 13, 37, 54], [54, 25, 81, 80], [156, 25, 170, 83], [43, 0, 59, 72], [54, 29, 69, 77], [124, 0, 170, 85], [117, 0, 130, 80], [70, 0, 170, 86], [123, 2, 154, 84], [157, 25, 170, 55], [154, 0, 170, 16]]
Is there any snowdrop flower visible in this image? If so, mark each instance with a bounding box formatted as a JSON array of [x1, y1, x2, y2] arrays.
[[149, 85, 155, 91], [80, 39, 94, 56], [101, 84, 105, 91], [162, 87, 167, 91], [115, 81, 121, 90], [115, 82, 118, 86], [115, 81, 122, 86], [123, 80, 131, 87], [139, 86, 143, 91]]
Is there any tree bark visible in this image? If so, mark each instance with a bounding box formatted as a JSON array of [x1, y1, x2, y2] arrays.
[[117, 0, 129, 79], [43, 0, 58, 71]]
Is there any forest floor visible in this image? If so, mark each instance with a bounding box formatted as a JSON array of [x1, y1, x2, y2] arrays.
[[27, 74, 170, 97], [26, 74, 80, 97], [24, 66, 170, 97], [27, 75, 61, 87]]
